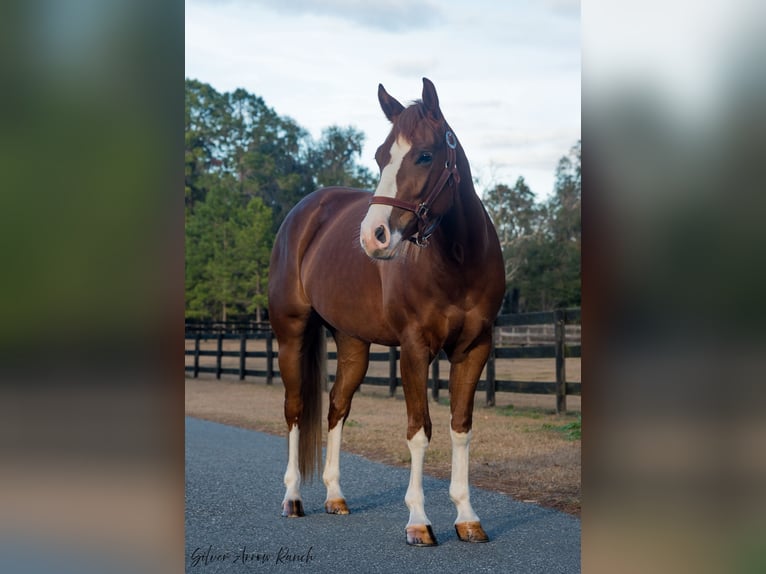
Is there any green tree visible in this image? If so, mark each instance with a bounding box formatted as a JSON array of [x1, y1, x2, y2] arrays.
[[185, 79, 228, 211], [309, 125, 377, 190], [542, 140, 581, 308], [231, 197, 273, 321], [184, 79, 380, 321], [548, 140, 581, 245], [185, 181, 273, 321], [484, 176, 543, 288], [226, 88, 314, 229], [483, 142, 581, 311], [185, 79, 316, 228], [185, 181, 239, 320]]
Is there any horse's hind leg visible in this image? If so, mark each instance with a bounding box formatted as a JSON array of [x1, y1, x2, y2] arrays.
[[274, 310, 323, 518], [323, 332, 370, 514], [278, 329, 306, 517]]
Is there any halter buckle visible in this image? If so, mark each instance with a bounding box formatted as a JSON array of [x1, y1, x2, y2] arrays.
[[445, 130, 457, 149], [416, 203, 430, 220], [412, 234, 430, 248]]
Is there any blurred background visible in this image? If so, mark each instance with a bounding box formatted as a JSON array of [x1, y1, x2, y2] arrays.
[[0, 1, 764, 572], [0, 1, 183, 573], [583, 1, 766, 572]]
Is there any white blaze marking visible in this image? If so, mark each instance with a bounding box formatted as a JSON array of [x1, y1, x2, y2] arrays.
[[404, 427, 431, 527], [360, 137, 411, 253], [449, 429, 480, 524], [374, 136, 411, 200], [283, 425, 302, 503], [323, 424, 344, 502]]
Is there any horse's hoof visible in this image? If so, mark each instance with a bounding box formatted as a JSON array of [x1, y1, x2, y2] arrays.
[[406, 524, 438, 546], [324, 498, 350, 515], [455, 521, 489, 543], [281, 500, 304, 517]]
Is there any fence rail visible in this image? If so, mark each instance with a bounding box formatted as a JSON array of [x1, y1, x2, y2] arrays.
[[185, 308, 581, 413]]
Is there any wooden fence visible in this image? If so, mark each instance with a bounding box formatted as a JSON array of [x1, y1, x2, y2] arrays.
[[185, 308, 581, 413]]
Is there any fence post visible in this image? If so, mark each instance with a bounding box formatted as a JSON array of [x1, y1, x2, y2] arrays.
[[239, 331, 246, 381], [486, 326, 496, 407], [193, 332, 200, 378], [266, 329, 274, 385], [431, 355, 440, 402], [388, 347, 398, 397], [216, 332, 223, 380], [554, 309, 567, 414]]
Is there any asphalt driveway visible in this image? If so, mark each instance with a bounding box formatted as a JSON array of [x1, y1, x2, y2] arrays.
[[185, 417, 580, 573]]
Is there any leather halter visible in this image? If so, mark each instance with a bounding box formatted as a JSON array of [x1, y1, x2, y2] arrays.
[[369, 130, 461, 247]]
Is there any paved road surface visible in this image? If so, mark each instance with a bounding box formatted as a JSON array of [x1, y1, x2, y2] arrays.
[[186, 417, 580, 573]]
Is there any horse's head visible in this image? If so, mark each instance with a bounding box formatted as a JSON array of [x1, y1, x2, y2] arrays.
[[360, 78, 460, 259]]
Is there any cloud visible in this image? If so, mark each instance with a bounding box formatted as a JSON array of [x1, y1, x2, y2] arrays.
[[479, 129, 576, 150], [385, 58, 440, 78], [544, 0, 580, 19], [187, 0, 580, 199], [252, 0, 446, 32]]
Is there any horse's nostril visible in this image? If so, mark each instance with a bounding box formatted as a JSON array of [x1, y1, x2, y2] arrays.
[[375, 225, 387, 244]]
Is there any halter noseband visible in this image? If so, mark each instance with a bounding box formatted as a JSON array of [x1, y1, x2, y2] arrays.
[[369, 130, 460, 247]]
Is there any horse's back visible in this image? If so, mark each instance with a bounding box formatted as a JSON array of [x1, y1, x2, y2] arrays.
[[273, 186, 368, 250]]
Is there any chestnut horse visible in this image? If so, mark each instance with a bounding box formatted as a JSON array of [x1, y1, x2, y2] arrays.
[[268, 78, 505, 546]]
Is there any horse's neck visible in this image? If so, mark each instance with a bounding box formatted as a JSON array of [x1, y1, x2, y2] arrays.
[[437, 153, 491, 263]]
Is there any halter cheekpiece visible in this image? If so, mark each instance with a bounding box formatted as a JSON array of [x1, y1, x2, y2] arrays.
[[369, 130, 461, 247]]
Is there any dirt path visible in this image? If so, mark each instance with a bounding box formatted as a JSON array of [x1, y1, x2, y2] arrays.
[[186, 377, 580, 515]]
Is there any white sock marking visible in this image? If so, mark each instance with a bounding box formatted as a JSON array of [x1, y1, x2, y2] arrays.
[[323, 424, 344, 502], [405, 427, 431, 527], [283, 425, 302, 503], [449, 429, 480, 524]]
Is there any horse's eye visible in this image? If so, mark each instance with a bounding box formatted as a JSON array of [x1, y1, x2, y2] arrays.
[[415, 151, 433, 165]]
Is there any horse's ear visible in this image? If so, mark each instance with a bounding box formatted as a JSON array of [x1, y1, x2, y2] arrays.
[[378, 84, 404, 122], [421, 78, 443, 121]]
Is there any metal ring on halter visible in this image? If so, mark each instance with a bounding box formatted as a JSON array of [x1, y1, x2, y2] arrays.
[[445, 130, 457, 149]]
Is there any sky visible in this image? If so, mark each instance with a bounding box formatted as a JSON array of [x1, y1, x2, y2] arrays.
[[185, 0, 580, 200]]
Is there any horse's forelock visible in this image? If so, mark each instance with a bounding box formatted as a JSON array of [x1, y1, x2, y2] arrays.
[[393, 101, 441, 144]]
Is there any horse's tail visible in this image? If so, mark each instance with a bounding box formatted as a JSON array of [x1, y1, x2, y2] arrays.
[[298, 315, 323, 482]]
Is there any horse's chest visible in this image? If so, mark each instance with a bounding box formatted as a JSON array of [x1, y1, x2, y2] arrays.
[[386, 291, 484, 343]]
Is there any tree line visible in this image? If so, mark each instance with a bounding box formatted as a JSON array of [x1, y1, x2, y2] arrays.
[[185, 79, 580, 321], [483, 141, 581, 312]]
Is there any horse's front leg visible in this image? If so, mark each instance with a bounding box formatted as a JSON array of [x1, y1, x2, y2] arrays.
[[447, 335, 492, 542], [399, 343, 437, 546]]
